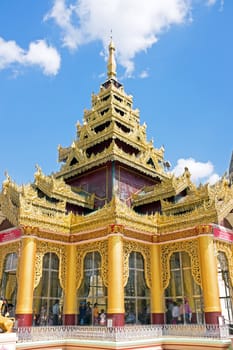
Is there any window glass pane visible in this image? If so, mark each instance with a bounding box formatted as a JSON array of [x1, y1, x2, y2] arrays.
[[171, 270, 182, 296], [181, 252, 190, 267], [33, 252, 63, 326], [43, 253, 50, 268], [170, 252, 180, 269], [165, 251, 204, 325], [136, 270, 146, 296], [124, 252, 150, 324], [51, 254, 59, 269], [84, 253, 93, 270], [50, 271, 61, 298], [136, 253, 143, 269], [125, 299, 136, 324], [217, 252, 233, 323], [137, 299, 150, 324], [129, 252, 134, 268], [77, 251, 107, 325]]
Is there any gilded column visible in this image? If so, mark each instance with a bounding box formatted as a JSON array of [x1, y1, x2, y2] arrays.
[[151, 243, 164, 324], [199, 235, 221, 324], [16, 236, 37, 326], [63, 244, 77, 325], [107, 234, 124, 326]]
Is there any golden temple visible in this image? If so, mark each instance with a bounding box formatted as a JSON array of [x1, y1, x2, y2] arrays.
[[0, 40, 233, 331]]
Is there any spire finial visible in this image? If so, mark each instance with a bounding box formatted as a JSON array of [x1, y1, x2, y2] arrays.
[[107, 32, 117, 79]]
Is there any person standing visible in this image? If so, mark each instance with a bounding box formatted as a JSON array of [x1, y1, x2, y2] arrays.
[[93, 303, 99, 325], [184, 299, 192, 324], [99, 309, 106, 326], [172, 302, 180, 324], [85, 302, 92, 325], [79, 302, 86, 325], [52, 300, 60, 325]]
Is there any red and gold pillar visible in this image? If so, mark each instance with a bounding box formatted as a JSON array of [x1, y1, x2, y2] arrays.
[[107, 234, 125, 326], [16, 236, 36, 326], [199, 234, 221, 324], [63, 244, 77, 325], [151, 243, 164, 324]]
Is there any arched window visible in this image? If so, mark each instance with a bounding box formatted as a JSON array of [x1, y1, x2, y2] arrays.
[[33, 252, 63, 326], [165, 251, 203, 324], [77, 251, 107, 325], [217, 251, 233, 323], [124, 252, 150, 324], [0, 252, 18, 317]]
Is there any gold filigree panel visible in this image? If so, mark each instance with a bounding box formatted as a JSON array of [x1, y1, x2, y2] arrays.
[[34, 241, 66, 291], [161, 239, 201, 290], [0, 242, 19, 281], [215, 241, 233, 289], [123, 240, 151, 288], [76, 240, 108, 290]]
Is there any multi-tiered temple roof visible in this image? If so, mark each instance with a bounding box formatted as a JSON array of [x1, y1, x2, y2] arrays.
[[0, 41, 233, 239]]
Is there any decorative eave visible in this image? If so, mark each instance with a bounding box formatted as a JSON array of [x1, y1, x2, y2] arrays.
[[132, 168, 194, 207], [56, 140, 169, 181], [0, 178, 221, 237], [161, 197, 210, 215], [82, 96, 139, 131], [156, 200, 218, 234], [34, 165, 95, 209], [208, 177, 233, 222], [70, 195, 159, 235], [161, 185, 210, 215], [0, 174, 70, 233], [58, 145, 71, 163], [69, 195, 218, 236], [19, 197, 71, 233], [74, 120, 149, 153]]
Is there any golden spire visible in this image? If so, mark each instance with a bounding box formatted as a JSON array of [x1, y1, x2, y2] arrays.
[[107, 36, 117, 80]]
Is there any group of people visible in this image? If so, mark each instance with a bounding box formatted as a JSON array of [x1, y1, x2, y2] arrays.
[[166, 299, 192, 324], [79, 301, 106, 326], [33, 300, 62, 326]]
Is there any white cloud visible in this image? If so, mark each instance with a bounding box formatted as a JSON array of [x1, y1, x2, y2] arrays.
[[0, 37, 61, 76], [172, 157, 220, 184], [207, 173, 220, 185], [206, 0, 217, 5], [45, 0, 192, 75], [25, 40, 61, 75], [139, 70, 149, 79], [206, 0, 224, 10], [0, 37, 24, 69]]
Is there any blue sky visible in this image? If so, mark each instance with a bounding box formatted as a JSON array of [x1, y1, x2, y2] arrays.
[[0, 0, 232, 187]]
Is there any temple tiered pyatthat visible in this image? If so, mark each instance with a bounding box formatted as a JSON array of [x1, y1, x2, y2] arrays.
[[0, 40, 233, 328]]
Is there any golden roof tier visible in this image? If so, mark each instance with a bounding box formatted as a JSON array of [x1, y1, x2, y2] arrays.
[[56, 40, 169, 182]]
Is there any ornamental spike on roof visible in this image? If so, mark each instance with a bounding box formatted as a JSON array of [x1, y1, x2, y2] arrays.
[[107, 38, 117, 80]]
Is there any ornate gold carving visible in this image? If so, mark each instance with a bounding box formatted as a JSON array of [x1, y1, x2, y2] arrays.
[[215, 240, 233, 289], [156, 204, 217, 234], [75, 240, 108, 290], [123, 240, 151, 288], [71, 196, 158, 235], [132, 168, 198, 207], [208, 177, 233, 222], [161, 239, 201, 290], [55, 58, 168, 182], [34, 241, 66, 291], [34, 165, 94, 209], [0, 242, 19, 282]]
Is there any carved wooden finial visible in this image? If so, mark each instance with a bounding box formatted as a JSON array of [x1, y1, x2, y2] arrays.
[[107, 32, 117, 80]]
